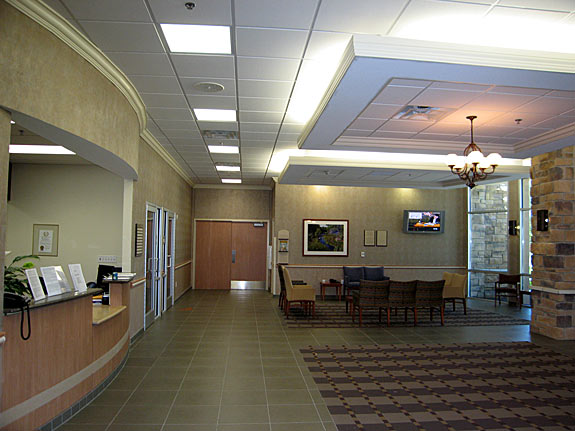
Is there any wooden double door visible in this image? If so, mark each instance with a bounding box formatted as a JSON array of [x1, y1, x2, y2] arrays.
[[195, 220, 268, 290]]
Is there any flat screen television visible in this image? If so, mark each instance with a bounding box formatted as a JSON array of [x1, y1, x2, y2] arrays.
[[403, 210, 444, 234]]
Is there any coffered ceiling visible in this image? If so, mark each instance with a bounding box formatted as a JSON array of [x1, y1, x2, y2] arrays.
[[39, 0, 575, 187]]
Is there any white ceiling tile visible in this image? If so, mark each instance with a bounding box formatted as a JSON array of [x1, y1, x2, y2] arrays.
[[463, 93, 539, 111], [238, 80, 293, 99], [372, 85, 424, 105], [169, 137, 204, 146], [489, 86, 550, 96], [211, 153, 240, 162], [424, 122, 469, 134], [148, 108, 194, 121], [348, 118, 385, 131], [148, 0, 232, 25], [389, 78, 432, 88], [429, 82, 491, 92], [241, 123, 281, 133], [141, 93, 188, 108], [236, 28, 308, 59], [415, 133, 459, 141], [274, 141, 299, 149], [410, 88, 482, 109], [107, 52, 174, 76], [171, 55, 235, 79], [378, 119, 432, 133], [315, 0, 409, 34], [277, 132, 300, 141], [488, 4, 569, 23], [360, 104, 402, 119], [239, 97, 289, 112], [61, 0, 152, 21], [515, 96, 575, 114], [241, 140, 275, 148], [163, 130, 202, 139], [370, 131, 417, 139], [81, 22, 163, 52], [181, 78, 236, 96], [507, 127, 552, 139], [239, 111, 285, 123], [474, 125, 522, 137], [486, 111, 554, 127], [305, 31, 352, 60], [197, 121, 238, 131], [240, 131, 277, 141], [279, 124, 304, 134], [128, 75, 182, 94], [482, 136, 523, 145], [155, 120, 198, 130], [185, 95, 237, 110], [237, 57, 300, 81], [546, 90, 575, 98], [235, 0, 319, 28], [532, 116, 575, 129], [562, 109, 575, 117], [341, 129, 373, 137], [441, 110, 509, 126], [498, 0, 575, 12]]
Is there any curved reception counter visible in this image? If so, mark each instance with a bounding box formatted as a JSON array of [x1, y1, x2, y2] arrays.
[[1, 280, 133, 431]]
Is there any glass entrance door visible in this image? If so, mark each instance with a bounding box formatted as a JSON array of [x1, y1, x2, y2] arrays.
[[144, 205, 160, 329], [163, 211, 175, 311]]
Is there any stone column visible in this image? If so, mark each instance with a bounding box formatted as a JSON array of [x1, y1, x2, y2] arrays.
[[530, 145, 575, 340]]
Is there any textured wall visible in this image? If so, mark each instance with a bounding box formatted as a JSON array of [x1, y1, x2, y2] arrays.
[[0, 2, 139, 173], [0, 109, 11, 328], [132, 139, 193, 297], [193, 188, 272, 220], [274, 184, 467, 266]]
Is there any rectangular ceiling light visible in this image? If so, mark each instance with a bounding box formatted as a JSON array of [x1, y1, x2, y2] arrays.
[[9, 145, 75, 155], [161, 24, 231, 54], [216, 165, 241, 172], [222, 179, 242, 184], [194, 109, 236, 122], [208, 145, 239, 154]]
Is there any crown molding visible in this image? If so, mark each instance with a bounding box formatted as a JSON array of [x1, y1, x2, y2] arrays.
[[513, 122, 575, 153], [6, 0, 147, 134], [141, 130, 194, 186]]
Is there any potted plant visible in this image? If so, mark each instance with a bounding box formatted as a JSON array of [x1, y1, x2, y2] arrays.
[[4, 255, 39, 297]]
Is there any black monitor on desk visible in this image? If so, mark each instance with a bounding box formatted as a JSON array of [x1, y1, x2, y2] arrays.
[[96, 265, 122, 293]]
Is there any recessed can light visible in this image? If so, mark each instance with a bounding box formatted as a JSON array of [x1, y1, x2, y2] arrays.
[[193, 82, 225, 93]]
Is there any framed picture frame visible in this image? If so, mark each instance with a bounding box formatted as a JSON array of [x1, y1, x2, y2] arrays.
[[364, 230, 375, 246], [32, 224, 59, 256], [303, 219, 348, 256], [376, 230, 388, 247], [278, 239, 289, 252]]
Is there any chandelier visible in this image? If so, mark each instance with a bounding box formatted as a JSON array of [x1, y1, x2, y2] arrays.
[[446, 115, 502, 189]]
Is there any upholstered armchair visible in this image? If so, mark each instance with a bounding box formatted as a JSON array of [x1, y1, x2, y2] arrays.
[[281, 266, 316, 318], [442, 272, 468, 314], [415, 280, 446, 325], [351, 279, 390, 327], [387, 280, 417, 325]]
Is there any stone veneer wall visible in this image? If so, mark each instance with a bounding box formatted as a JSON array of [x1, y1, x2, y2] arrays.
[[469, 183, 509, 298], [530, 146, 575, 340]]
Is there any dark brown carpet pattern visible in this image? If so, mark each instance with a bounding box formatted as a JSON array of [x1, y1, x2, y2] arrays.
[[301, 342, 575, 431], [285, 304, 529, 328]]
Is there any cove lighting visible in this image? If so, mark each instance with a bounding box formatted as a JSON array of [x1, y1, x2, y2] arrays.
[[222, 179, 241, 184], [9, 145, 75, 155], [216, 165, 241, 172], [208, 145, 239, 154], [161, 24, 231, 54], [194, 108, 236, 122]]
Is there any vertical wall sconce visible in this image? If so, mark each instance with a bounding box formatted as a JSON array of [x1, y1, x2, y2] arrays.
[[537, 209, 549, 231], [508, 220, 518, 236]]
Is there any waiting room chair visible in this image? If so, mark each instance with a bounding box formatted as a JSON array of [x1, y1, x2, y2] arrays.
[[387, 280, 417, 326], [442, 272, 468, 314], [281, 266, 316, 318], [351, 279, 390, 327], [277, 264, 287, 310], [495, 273, 522, 309], [415, 280, 446, 326]]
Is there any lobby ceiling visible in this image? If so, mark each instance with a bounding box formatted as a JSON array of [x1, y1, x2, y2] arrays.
[[39, 0, 575, 187]]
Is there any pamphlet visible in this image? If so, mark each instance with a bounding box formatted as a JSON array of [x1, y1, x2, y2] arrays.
[[68, 264, 88, 292], [55, 266, 72, 292], [40, 266, 63, 296], [25, 268, 46, 300]]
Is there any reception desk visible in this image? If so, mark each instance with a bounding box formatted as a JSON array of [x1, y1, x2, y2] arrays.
[[1, 280, 133, 431]]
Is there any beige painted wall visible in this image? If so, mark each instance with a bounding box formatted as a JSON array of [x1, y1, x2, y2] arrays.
[[193, 188, 272, 220], [274, 184, 468, 293], [0, 2, 139, 174], [6, 164, 123, 283], [132, 139, 193, 296]]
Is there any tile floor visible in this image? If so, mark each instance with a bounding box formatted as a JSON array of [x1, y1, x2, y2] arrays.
[[58, 290, 574, 431]]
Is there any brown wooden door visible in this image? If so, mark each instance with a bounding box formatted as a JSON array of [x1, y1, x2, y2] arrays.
[[195, 221, 232, 289], [231, 222, 267, 282]]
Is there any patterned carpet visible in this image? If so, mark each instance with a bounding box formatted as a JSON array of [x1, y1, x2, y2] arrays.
[[301, 342, 575, 431], [284, 303, 529, 328]]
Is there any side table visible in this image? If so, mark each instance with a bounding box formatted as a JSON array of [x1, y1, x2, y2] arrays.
[[320, 281, 342, 301]]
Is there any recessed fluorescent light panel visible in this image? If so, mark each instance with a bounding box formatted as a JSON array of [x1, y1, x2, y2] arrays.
[[9, 145, 75, 155], [216, 165, 241, 172], [194, 109, 236, 122], [161, 24, 231, 54], [208, 145, 239, 154], [222, 179, 242, 184]]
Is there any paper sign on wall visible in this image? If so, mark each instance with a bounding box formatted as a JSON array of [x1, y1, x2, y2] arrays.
[[25, 268, 46, 300], [40, 266, 63, 296], [68, 264, 87, 292]]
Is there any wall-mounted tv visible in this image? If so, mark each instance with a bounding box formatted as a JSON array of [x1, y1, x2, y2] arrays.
[[403, 210, 444, 234]]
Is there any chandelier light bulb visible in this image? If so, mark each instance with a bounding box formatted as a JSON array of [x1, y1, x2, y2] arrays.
[[466, 150, 483, 165], [446, 153, 459, 166], [486, 152, 502, 166]]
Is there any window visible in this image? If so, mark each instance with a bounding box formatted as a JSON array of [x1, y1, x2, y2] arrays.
[[520, 178, 532, 297]]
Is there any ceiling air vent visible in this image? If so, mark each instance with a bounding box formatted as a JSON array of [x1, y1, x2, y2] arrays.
[[201, 130, 238, 139], [394, 105, 450, 121]]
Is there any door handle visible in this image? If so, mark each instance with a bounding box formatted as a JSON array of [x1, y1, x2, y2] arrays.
[[232, 249, 236, 263]]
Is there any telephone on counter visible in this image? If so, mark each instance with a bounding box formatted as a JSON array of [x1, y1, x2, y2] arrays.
[[329, 279, 339, 284], [4, 293, 32, 340]]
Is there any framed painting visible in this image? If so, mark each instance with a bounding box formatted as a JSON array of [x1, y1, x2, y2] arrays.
[[303, 219, 348, 256]]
